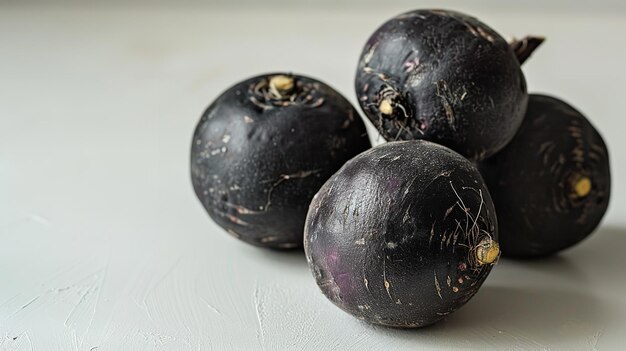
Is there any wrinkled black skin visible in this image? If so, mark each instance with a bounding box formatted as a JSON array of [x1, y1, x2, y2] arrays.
[[479, 94, 611, 258], [355, 9, 527, 160], [304, 141, 498, 327], [191, 73, 371, 249]]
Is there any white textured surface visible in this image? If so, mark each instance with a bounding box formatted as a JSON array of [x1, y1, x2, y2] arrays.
[[1, 4, 626, 350]]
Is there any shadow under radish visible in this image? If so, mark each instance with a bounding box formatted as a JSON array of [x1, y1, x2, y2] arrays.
[[357, 224, 626, 350], [358, 285, 608, 350]]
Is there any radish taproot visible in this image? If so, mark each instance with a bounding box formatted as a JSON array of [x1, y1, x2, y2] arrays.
[[191, 73, 371, 249], [479, 94, 610, 258], [355, 9, 528, 160], [304, 140, 499, 327]]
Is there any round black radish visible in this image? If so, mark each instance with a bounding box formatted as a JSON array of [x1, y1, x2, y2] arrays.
[[304, 140, 499, 327], [355, 9, 528, 160], [191, 73, 371, 249], [479, 94, 611, 258]]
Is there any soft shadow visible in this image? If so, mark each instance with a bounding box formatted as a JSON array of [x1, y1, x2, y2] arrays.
[[494, 226, 626, 284], [242, 244, 309, 270], [355, 225, 626, 349], [567, 224, 626, 282], [491, 225, 626, 287], [572, 225, 626, 260], [501, 253, 587, 284], [361, 285, 609, 350]]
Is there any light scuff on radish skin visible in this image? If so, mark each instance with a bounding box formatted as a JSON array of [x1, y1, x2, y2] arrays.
[[479, 94, 611, 258], [355, 9, 529, 160], [304, 140, 499, 327], [191, 73, 371, 249]]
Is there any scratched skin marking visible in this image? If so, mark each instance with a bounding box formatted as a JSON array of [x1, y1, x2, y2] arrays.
[[191, 74, 371, 249], [478, 94, 610, 257], [355, 9, 527, 160], [304, 141, 499, 328]]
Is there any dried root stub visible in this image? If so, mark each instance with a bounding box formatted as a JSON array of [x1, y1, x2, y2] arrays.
[[479, 94, 611, 258], [191, 73, 371, 249], [355, 9, 529, 161], [304, 141, 499, 328]]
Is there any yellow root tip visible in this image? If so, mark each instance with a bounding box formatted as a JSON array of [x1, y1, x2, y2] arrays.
[[573, 176, 592, 197], [476, 239, 500, 266], [379, 99, 393, 115], [269, 75, 294, 97]]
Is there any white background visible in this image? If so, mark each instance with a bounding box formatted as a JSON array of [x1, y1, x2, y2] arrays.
[[1, 1, 625, 350]]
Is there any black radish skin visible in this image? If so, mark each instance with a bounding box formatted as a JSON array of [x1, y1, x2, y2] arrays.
[[479, 94, 611, 258], [355, 9, 528, 160], [304, 141, 500, 327], [191, 73, 371, 249]]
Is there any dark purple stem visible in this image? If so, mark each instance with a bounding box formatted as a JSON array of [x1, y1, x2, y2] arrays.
[[510, 36, 545, 65]]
